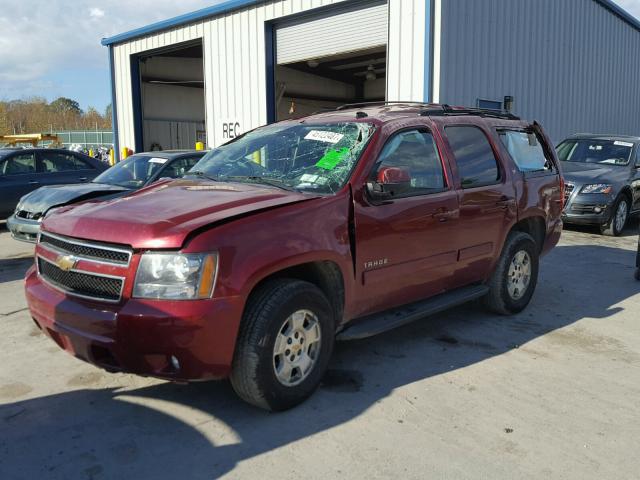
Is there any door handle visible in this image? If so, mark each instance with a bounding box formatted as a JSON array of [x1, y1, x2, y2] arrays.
[[78, 177, 88, 182], [28, 181, 39, 185]]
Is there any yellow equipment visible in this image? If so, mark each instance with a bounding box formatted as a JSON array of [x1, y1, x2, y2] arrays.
[[0, 133, 62, 147]]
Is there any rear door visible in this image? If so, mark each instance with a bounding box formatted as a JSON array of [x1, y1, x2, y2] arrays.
[[36, 150, 98, 186], [440, 123, 517, 287], [353, 127, 460, 315]]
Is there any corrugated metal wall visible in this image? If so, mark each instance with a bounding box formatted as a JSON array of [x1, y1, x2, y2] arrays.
[[438, 0, 640, 142], [111, 0, 430, 152]]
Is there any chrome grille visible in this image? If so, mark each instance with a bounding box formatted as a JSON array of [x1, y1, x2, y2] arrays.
[[37, 257, 123, 302], [39, 232, 131, 265]]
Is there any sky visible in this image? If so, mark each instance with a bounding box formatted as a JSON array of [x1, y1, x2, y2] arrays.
[[0, 0, 639, 113]]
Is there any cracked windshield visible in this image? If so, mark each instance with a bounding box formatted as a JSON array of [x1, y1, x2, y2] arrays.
[[190, 122, 375, 193]]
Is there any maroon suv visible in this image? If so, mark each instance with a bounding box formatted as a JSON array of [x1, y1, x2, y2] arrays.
[[25, 103, 563, 410]]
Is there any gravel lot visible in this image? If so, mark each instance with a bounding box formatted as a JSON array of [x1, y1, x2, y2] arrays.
[[1, 221, 639, 479]]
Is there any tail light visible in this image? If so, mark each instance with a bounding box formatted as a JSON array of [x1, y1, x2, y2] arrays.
[[559, 175, 566, 210]]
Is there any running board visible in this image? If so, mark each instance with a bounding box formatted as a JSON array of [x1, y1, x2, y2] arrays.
[[337, 284, 489, 341]]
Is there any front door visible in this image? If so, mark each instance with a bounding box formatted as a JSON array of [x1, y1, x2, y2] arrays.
[[353, 128, 460, 317]]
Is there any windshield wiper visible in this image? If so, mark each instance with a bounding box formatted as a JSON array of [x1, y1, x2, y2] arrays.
[[221, 175, 297, 192], [189, 170, 220, 182]]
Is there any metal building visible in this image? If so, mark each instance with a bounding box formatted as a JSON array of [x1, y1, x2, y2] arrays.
[[102, 0, 640, 157]]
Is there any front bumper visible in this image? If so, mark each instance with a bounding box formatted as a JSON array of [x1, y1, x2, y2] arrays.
[[7, 214, 40, 243], [562, 191, 614, 226], [25, 265, 245, 381]]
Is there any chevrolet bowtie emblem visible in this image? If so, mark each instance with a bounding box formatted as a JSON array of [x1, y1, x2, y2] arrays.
[[55, 254, 78, 272]]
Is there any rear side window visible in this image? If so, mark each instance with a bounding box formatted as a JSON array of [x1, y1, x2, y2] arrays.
[[499, 130, 552, 172], [1, 153, 36, 175], [39, 152, 93, 173], [446, 126, 500, 188]]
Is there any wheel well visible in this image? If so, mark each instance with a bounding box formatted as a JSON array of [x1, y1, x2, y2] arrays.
[[250, 261, 345, 327], [510, 217, 545, 253], [619, 187, 633, 205]]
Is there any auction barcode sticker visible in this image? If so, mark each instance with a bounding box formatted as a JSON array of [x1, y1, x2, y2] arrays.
[[305, 130, 344, 144]]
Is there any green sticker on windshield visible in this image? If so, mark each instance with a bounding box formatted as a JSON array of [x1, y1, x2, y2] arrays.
[[316, 147, 349, 170]]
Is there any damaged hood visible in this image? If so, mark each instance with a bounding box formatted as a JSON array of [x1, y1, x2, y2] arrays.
[[41, 179, 320, 249], [18, 183, 131, 215]]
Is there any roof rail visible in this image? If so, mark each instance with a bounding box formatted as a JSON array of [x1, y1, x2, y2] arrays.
[[420, 104, 520, 120], [335, 101, 436, 110], [330, 101, 520, 120]]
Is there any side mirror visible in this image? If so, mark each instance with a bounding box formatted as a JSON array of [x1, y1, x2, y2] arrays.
[[367, 166, 412, 200]]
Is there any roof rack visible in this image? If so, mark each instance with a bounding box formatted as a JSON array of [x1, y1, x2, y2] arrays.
[[330, 101, 520, 120], [335, 101, 435, 110], [420, 104, 520, 120]]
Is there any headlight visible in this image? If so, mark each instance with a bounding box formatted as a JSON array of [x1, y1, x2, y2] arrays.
[[581, 184, 613, 194], [133, 252, 218, 300]]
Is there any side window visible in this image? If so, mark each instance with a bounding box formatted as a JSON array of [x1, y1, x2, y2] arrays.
[[39, 152, 92, 173], [162, 157, 201, 178], [70, 154, 94, 170], [636, 148, 640, 167], [499, 130, 552, 172], [373, 129, 446, 197], [446, 126, 500, 188], [1, 153, 36, 176]]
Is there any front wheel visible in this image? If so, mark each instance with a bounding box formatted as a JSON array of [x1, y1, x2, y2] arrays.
[[230, 279, 334, 411], [601, 196, 629, 237], [483, 231, 539, 315]]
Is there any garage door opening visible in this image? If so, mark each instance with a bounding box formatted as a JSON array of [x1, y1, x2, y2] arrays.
[[272, 0, 388, 121], [135, 41, 206, 151], [275, 46, 386, 120]]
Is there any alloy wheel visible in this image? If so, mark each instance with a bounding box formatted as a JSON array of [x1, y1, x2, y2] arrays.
[[272, 309, 322, 387]]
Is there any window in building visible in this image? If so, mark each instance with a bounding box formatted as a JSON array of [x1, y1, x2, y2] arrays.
[[476, 99, 502, 111]]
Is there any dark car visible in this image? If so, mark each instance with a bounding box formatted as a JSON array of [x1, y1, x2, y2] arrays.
[[0, 148, 107, 221], [557, 134, 640, 236], [7, 150, 206, 242], [25, 103, 563, 410]]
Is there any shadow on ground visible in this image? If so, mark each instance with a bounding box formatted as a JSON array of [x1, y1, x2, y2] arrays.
[[1, 243, 639, 479], [0, 256, 33, 283]]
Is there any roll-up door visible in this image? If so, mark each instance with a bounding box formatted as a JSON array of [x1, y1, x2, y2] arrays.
[[276, 0, 388, 65]]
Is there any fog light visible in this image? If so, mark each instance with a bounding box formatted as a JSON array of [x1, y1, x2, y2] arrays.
[[594, 206, 602, 213], [170, 355, 180, 371]]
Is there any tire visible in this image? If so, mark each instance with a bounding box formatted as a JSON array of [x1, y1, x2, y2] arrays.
[[601, 196, 629, 237], [230, 278, 334, 411], [483, 231, 539, 315]]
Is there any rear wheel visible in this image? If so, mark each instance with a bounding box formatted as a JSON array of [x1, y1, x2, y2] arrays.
[[483, 231, 539, 315], [230, 279, 334, 411], [601, 196, 629, 237]]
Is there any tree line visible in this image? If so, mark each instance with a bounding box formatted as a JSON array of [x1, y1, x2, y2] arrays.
[[0, 97, 112, 136]]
